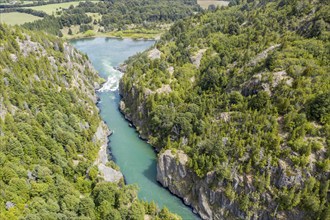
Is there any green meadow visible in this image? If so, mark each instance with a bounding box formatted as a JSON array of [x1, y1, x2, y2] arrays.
[[24, 2, 81, 15], [0, 12, 42, 25]]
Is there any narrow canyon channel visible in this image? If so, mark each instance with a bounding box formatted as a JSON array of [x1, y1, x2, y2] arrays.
[[71, 38, 199, 220]]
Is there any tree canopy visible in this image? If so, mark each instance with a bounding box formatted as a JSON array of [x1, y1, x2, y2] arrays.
[[120, 0, 330, 218], [0, 24, 180, 220]]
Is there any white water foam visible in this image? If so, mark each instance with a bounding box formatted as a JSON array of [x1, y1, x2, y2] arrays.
[[98, 61, 123, 92]]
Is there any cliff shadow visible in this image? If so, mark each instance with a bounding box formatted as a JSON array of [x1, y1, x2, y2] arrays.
[[142, 159, 164, 187]]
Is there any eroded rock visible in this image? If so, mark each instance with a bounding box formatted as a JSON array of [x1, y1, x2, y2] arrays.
[[190, 49, 206, 68], [157, 150, 302, 220], [93, 122, 123, 183]]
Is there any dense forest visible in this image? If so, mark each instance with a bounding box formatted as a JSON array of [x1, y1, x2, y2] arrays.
[[120, 0, 330, 218], [22, 0, 201, 36], [0, 24, 180, 220]]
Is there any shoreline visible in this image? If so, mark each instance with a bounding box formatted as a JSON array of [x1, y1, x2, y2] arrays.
[[86, 40, 200, 219], [93, 73, 124, 183], [117, 95, 201, 219], [97, 86, 201, 219], [69, 36, 158, 42], [64, 31, 162, 41]]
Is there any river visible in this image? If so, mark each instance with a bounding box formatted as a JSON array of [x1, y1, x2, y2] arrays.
[[71, 38, 199, 220]]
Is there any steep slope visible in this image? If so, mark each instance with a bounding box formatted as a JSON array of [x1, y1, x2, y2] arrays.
[[120, 0, 330, 219], [0, 24, 179, 220]]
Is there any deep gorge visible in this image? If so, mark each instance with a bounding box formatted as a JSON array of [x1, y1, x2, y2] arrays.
[[71, 37, 200, 220]]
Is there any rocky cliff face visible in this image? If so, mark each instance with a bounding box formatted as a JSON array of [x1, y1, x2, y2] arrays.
[[157, 150, 242, 220], [119, 81, 150, 141], [157, 150, 307, 220], [93, 121, 123, 182]]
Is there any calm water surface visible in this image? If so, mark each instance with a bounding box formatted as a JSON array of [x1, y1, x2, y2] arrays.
[[71, 38, 199, 220]]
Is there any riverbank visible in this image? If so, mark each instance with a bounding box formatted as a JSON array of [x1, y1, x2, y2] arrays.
[[71, 37, 199, 219], [117, 69, 202, 219], [64, 29, 164, 41], [92, 121, 123, 183], [118, 99, 204, 219]]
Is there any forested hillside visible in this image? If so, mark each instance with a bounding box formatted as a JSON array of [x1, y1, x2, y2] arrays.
[[22, 0, 201, 37], [0, 24, 179, 220], [120, 0, 330, 219]]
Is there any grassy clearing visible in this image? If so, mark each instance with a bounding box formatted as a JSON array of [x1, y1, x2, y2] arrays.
[[197, 0, 229, 9], [62, 25, 81, 36], [24, 2, 81, 15], [0, 12, 42, 25]]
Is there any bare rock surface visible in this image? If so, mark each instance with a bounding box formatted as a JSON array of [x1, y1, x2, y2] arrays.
[[18, 36, 46, 57], [248, 44, 281, 67], [93, 122, 123, 182], [190, 49, 207, 68], [148, 48, 161, 60], [5, 201, 15, 210], [157, 149, 306, 220]]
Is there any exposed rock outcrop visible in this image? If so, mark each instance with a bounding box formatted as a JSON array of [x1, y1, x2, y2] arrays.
[[155, 151, 222, 220], [116, 64, 127, 73], [190, 49, 206, 68], [5, 201, 15, 210], [93, 120, 123, 183], [119, 82, 150, 140], [148, 48, 161, 60], [247, 44, 281, 67], [157, 150, 306, 220], [241, 70, 293, 97]]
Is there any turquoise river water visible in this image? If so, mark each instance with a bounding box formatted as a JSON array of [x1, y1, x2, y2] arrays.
[[71, 38, 199, 220]]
